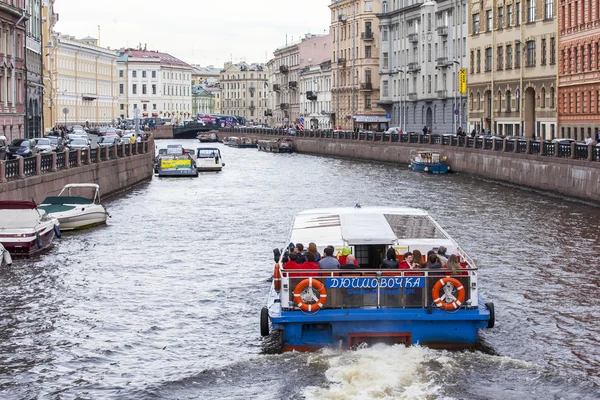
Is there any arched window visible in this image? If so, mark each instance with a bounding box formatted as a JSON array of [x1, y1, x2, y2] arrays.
[[550, 87, 555, 108], [516, 89, 520, 111], [541, 87, 546, 108], [506, 90, 512, 112], [383, 1, 389, 12], [477, 91, 481, 109], [443, 103, 447, 123], [470, 92, 474, 111], [497, 90, 502, 111], [434, 105, 437, 123], [422, 105, 425, 124]]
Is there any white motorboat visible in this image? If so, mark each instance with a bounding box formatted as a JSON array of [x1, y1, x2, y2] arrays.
[[195, 147, 225, 172], [38, 184, 110, 231], [0, 243, 12, 266], [0, 201, 59, 256]]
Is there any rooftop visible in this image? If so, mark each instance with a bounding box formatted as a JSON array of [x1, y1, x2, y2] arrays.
[[120, 49, 191, 68]]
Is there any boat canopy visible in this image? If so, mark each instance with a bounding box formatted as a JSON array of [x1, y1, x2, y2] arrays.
[[0, 201, 37, 210], [62, 183, 100, 189], [0, 209, 44, 228]]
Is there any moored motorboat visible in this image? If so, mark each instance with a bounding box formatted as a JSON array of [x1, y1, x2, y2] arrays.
[[0, 201, 59, 256], [155, 144, 198, 177], [195, 147, 225, 172], [223, 136, 257, 148], [261, 206, 494, 351], [257, 138, 294, 153], [197, 131, 218, 142], [0, 243, 12, 266], [38, 184, 110, 231], [409, 151, 450, 174]]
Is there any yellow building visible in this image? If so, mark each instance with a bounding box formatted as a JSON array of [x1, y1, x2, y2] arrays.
[[42, 0, 59, 132]]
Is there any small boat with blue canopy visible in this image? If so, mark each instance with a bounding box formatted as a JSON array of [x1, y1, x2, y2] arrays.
[[409, 151, 450, 174], [261, 206, 495, 351]]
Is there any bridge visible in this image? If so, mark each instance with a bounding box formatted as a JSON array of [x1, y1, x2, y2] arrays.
[[172, 122, 215, 139]]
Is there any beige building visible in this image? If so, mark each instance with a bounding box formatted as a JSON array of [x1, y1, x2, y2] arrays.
[[45, 34, 118, 128], [330, 0, 387, 131], [468, 0, 557, 138], [220, 61, 269, 124], [191, 65, 220, 86], [270, 40, 301, 127], [42, 0, 59, 131]]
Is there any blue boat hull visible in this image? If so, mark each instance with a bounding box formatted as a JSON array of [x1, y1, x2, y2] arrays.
[[410, 162, 450, 174], [271, 306, 490, 351]]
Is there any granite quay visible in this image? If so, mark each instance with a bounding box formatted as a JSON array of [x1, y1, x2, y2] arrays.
[[0, 137, 155, 203], [220, 128, 600, 202]]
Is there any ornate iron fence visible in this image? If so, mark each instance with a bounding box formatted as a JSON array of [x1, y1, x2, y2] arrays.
[[41, 154, 53, 172]]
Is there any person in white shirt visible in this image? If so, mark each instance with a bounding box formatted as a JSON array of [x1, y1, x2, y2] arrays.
[[136, 134, 142, 143], [585, 134, 593, 145]]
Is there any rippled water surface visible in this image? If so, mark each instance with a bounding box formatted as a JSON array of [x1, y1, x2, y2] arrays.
[[1, 139, 599, 399]]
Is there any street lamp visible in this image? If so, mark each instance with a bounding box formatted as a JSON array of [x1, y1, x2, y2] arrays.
[[452, 60, 460, 135]]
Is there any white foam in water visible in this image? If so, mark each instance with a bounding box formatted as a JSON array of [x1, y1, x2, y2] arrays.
[[304, 344, 458, 400]]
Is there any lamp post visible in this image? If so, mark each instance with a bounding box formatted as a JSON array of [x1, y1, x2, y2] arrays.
[[453, 60, 460, 135]]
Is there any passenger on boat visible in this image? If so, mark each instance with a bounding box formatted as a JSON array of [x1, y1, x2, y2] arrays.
[[426, 253, 442, 269], [296, 243, 307, 264], [318, 247, 341, 269], [398, 252, 413, 269], [437, 246, 449, 267], [446, 254, 466, 276], [412, 250, 425, 268], [338, 247, 359, 266], [380, 248, 400, 268], [307, 242, 321, 262], [340, 255, 360, 269], [303, 252, 320, 275], [283, 252, 308, 277]]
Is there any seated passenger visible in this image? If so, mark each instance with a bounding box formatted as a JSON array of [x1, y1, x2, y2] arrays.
[[380, 248, 400, 269], [338, 247, 359, 266], [307, 242, 321, 262], [446, 254, 466, 276], [398, 252, 413, 269], [426, 253, 442, 269], [318, 246, 341, 269], [437, 246, 448, 267], [412, 250, 425, 268], [283, 252, 304, 277], [340, 255, 360, 269], [295, 243, 307, 264]]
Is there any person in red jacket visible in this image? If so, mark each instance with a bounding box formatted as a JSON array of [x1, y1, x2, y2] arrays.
[[398, 252, 413, 269], [285, 252, 319, 277]]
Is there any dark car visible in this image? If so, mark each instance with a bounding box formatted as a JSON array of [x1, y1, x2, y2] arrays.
[[45, 136, 66, 152], [67, 138, 90, 150], [0, 137, 7, 160], [97, 136, 120, 147], [6, 139, 38, 159]]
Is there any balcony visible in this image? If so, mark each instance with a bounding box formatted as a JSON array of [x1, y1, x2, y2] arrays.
[[408, 33, 419, 43], [273, 84, 281, 92], [337, 58, 346, 67], [437, 90, 448, 98], [360, 82, 373, 91], [361, 31, 374, 40], [280, 103, 289, 110], [436, 57, 449, 68], [288, 81, 298, 90], [306, 91, 317, 101], [338, 14, 347, 22], [407, 62, 420, 73], [436, 26, 448, 36], [280, 65, 289, 73], [249, 86, 255, 92], [408, 92, 418, 101], [264, 109, 273, 116], [249, 105, 256, 111]]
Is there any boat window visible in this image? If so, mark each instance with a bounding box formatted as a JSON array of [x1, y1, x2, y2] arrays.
[[197, 149, 219, 158], [384, 214, 446, 239], [354, 245, 386, 268]]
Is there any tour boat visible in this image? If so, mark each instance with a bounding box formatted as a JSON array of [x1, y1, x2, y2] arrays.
[[257, 139, 294, 153], [197, 132, 218, 142], [260, 206, 495, 351], [223, 136, 257, 148], [195, 147, 225, 172], [409, 151, 450, 174], [155, 145, 198, 177], [0, 201, 60, 256], [38, 184, 110, 231]]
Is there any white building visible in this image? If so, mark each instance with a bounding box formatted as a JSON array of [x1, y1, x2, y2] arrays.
[[117, 49, 192, 123], [299, 62, 333, 129]]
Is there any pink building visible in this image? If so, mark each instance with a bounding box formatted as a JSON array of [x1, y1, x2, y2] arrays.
[[0, 0, 27, 140], [298, 33, 331, 68]]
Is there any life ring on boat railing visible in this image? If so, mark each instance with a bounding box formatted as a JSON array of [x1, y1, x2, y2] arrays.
[[53, 224, 62, 239], [273, 263, 281, 291], [36, 232, 43, 249], [293, 278, 327, 312], [432, 277, 465, 311]]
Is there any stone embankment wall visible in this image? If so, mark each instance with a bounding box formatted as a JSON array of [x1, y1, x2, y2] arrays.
[[0, 139, 155, 203], [152, 125, 174, 139]]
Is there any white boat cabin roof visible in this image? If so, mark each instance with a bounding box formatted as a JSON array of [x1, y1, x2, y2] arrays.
[[289, 207, 456, 251]]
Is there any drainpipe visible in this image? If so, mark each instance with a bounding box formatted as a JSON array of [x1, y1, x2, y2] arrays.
[[16, 8, 28, 138]]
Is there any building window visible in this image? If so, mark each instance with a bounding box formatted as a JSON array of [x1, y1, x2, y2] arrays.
[[119, 70, 124, 78], [365, 95, 372, 108], [152, 84, 156, 95], [470, 50, 475, 72], [120, 104, 124, 110], [383, 52, 389, 69], [427, 44, 431, 62], [142, 84, 147, 95], [427, 75, 432, 93], [143, 104, 147, 111], [132, 71, 137, 78], [526, 40, 536, 66], [153, 104, 157, 110], [142, 71, 146, 78], [550, 37, 556, 64], [497, 46, 504, 70], [527, 0, 535, 22], [382, 29, 388, 41], [476, 49, 481, 72], [550, 87, 555, 108], [506, 91, 512, 111], [152, 71, 156, 78], [383, 1, 388, 13], [132, 84, 137, 94], [541, 38, 547, 65], [365, 46, 372, 58], [364, 0, 372, 12], [119, 84, 124, 94], [383, 80, 389, 97], [498, 7, 504, 29], [541, 87, 546, 107], [516, 2, 521, 25], [515, 42, 521, 67], [486, 10, 492, 31], [507, 5, 513, 26], [485, 47, 492, 71], [516, 90, 520, 111], [545, 0, 554, 19], [473, 14, 480, 34], [133, 104, 138, 109], [506, 45, 513, 69]]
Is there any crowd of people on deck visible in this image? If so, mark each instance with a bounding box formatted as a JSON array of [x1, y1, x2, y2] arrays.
[[280, 243, 466, 276]]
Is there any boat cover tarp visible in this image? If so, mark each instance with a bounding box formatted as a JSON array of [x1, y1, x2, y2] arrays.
[[340, 213, 397, 244], [0, 201, 37, 210], [40, 196, 91, 205], [0, 210, 42, 229]]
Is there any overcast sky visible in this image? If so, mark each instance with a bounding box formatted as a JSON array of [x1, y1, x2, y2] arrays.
[[54, 0, 331, 68]]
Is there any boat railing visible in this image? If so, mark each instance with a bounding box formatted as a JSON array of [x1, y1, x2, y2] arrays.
[[279, 268, 477, 311]]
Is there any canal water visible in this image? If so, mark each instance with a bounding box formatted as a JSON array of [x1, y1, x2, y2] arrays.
[[1, 139, 599, 399]]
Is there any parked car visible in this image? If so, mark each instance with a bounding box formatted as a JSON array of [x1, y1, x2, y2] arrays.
[[34, 138, 54, 154], [67, 133, 90, 144], [44, 136, 66, 152], [6, 139, 38, 159], [97, 136, 120, 147], [0, 136, 7, 160], [67, 138, 90, 150]]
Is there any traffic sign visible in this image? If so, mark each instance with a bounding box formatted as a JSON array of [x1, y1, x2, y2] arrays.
[[459, 68, 466, 95], [62, 107, 69, 115], [299, 117, 304, 123], [454, 109, 460, 116], [385, 113, 391, 118]]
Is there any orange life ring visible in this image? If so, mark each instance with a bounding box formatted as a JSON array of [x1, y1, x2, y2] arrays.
[[273, 263, 281, 291], [293, 278, 327, 312], [432, 277, 466, 310]]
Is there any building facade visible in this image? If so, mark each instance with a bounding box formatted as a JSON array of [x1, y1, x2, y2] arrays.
[[42, 0, 58, 131], [298, 33, 332, 129], [25, 0, 43, 137], [270, 41, 301, 127], [117, 49, 192, 123], [192, 84, 214, 115], [557, 0, 600, 140], [191, 65, 220, 86], [220, 61, 269, 124], [50, 35, 117, 126], [0, 0, 27, 141], [379, 0, 468, 134], [468, 0, 557, 139], [330, 0, 388, 131]]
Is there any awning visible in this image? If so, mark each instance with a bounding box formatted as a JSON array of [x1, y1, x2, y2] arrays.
[[354, 115, 390, 123], [152, 113, 159, 117]]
